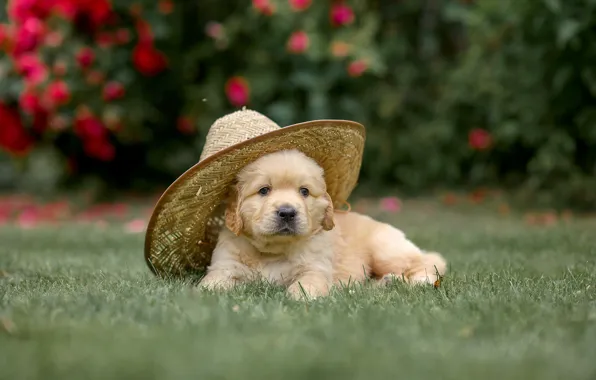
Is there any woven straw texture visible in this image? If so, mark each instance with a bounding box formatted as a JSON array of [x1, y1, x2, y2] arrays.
[[144, 109, 366, 278]]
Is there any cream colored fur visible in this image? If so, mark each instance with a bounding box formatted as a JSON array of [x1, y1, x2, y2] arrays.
[[199, 149, 447, 299]]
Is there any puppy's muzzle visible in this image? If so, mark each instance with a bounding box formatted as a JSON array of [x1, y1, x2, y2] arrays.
[[275, 205, 297, 234]]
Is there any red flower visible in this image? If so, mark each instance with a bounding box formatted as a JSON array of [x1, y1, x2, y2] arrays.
[[74, 110, 116, 161], [132, 42, 168, 76], [468, 128, 493, 151], [103, 81, 125, 101], [83, 139, 115, 161], [158, 0, 174, 14], [76, 47, 94, 68], [347, 59, 367, 77], [135, 19, 153, 44], [54, 0, 77, 20], [19, 87, 40, 114], [16, 53, 48, 85], [289, 0, 311, 11], [330, 2, 355, 27], [177, 117, 195, 134], [225, 76, 250, 107], [46, 80, 70, 107], [13, 17, 45, 55], [287, 30, 309, 54], [0, 103, 33, 156], [252, 0, 276, 15], [74, 111, 107, 139], [8, 0, 53, 24]]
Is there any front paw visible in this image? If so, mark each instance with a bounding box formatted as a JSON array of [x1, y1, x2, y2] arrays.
[[287, 281, 328, 300], [199, 272, 236, 291]]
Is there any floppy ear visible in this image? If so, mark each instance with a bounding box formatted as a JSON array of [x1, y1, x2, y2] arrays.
[[225, 184, 243, 236], [322, 193, 335, 231]]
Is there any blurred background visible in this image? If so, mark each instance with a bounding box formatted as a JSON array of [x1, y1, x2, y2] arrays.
[[0, 0, 595, 224]]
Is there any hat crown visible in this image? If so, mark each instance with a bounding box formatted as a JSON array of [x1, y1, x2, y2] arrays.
[[200, 109, 280, 161]]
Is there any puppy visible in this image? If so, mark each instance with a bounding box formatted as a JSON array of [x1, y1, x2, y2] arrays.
[[199, 149, 447, 299]]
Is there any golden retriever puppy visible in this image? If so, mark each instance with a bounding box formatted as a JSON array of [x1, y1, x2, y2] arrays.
[[199, 149, 447, 299]]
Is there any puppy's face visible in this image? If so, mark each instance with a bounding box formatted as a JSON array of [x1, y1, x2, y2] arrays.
[[225, 150, 334, 243]]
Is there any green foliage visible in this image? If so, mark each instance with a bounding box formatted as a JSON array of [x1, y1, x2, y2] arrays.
[[1, 0, 595, 209]]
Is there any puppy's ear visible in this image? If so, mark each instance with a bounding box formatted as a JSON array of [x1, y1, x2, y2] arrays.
[[322, 193, 335, 231], [225, 184, 243, 236]]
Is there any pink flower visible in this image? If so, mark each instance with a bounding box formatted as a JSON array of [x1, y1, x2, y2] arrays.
[[252, 0, 275, 15], [16, 53, 48, 85], [468, 128, 493, 151], [379, 197, 401, 213], [205, 22, 223, 39], [225, 76, 250, 107], [76, 47, 95, 68], [8, 0, 53, 24], [347, 59, 367, 77], [287, 30, 309, 54], [330, 2, 354, 27], [46, 80, 70, 107], [17, 207, 40, 229], [289, 0, 311, 11], [103, 81, 125, 101], [13, 17, 45, 55]]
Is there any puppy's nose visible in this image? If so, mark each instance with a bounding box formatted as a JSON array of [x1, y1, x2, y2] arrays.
[[277, 205, 297, 222]]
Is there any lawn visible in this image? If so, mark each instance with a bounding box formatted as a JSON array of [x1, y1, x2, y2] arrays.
[[1, 198, 595, 380]]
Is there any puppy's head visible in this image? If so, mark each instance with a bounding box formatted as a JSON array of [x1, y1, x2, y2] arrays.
[[225, 149, 334, 242]]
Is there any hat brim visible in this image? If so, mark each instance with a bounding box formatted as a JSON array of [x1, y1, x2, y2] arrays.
[[144, 119, 366, 278]]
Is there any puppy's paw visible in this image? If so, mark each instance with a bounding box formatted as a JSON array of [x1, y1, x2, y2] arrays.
[[287, 281, 327, 301], [199, 272, 236, 291], [407, 271, 437, 285]]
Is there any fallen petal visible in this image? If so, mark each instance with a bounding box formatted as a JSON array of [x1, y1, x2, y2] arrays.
[[379, 197, 401, 213], [125, 218, 147, 233]]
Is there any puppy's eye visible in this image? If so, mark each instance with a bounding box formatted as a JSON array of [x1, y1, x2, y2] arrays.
[[258, 186, 271, 196], [299, 187, 310, 197]]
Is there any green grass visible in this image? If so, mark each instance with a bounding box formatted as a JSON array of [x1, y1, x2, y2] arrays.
[[1, 201, 595, 380]]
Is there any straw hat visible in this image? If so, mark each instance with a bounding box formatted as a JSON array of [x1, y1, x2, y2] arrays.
[[144, 108, 366, 278]]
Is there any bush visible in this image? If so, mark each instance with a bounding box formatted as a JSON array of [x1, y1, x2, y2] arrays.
[[0, 0, 595, 209]]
